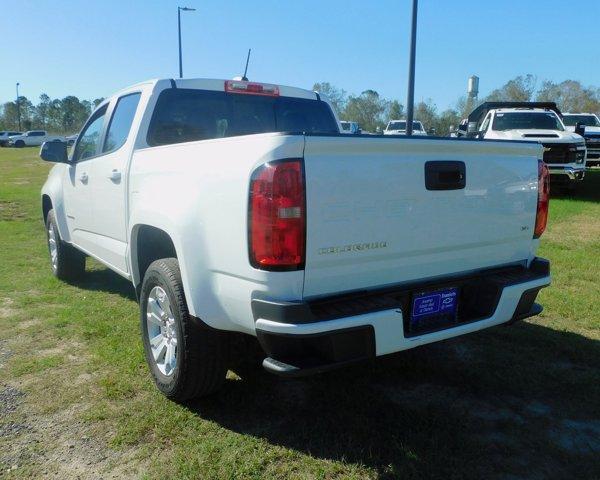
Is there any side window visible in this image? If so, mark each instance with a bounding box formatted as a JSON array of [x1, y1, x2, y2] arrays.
[[480, 113, 491, 132], [73, 106, 108, 162], [103, 93, 141, 153]]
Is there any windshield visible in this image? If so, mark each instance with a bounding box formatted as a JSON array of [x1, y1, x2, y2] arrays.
[[147, 88, 339, 146], [492, 112, 564, 131], [340, 122, 351, 131], [562, 115, 600, 127], [387, 121, 422, 131]]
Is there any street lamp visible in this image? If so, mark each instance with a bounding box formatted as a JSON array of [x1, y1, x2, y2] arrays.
[[405, 0, 418, 135], [178, 6, 196, 78], [16, 82, 21, 131]]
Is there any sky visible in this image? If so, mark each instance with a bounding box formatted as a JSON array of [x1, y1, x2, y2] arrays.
[[3, 0, 600, 111]]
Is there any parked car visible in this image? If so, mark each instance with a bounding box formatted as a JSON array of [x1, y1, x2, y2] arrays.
[[40, 78, 551, 402], [466, 102, 586, 187], [65, 134, 78, 146], [562, 113, 600, 167], [340, 121, 361, 134], [384, 120, 427, 135], [0, 131, 22, 146], [8, 130, 65, 148]]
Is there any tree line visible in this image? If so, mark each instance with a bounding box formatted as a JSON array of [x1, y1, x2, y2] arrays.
[[0, 95, 104, 134], [2, 75, 598, 136], [314, 75, 600, 135]]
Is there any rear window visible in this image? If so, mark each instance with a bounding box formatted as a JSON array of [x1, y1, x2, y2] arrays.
[[147, 88, 338, 147]]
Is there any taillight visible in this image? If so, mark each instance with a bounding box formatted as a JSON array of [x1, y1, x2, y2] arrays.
[[225, 80, 280, 96], [249, 159, 305, 270], [534, 159, 550, 238]]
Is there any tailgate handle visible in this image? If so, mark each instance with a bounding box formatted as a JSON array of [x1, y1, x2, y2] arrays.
[[424, 161, 466, 190]]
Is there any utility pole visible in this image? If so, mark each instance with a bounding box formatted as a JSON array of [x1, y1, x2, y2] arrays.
[[405, 0, 418, 135], [178, 6, 196, 78], [16, 82, 21, 131]]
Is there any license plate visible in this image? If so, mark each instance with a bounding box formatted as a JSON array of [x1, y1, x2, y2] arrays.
[[410, 287, 459, 332]]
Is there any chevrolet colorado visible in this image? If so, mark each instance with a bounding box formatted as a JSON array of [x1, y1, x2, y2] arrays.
[[40, 78, 551, 401]]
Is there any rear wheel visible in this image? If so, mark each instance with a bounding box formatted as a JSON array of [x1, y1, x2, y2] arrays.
[[46, 209, 86, 280], [140, 258, 228, 402]]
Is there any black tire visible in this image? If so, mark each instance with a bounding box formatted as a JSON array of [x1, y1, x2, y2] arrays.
[[14, 140, 25, 148], [45, 209, 86, 281], [140, 258, 228, 402]]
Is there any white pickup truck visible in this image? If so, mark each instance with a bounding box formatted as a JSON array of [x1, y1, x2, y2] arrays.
[[340, 121, 361, 135], [384, 120, 427, 136], [0, 130, 22, 147], [40, 78, 551, 402], [9, 130, 65, 148], [562, 113, 600, 167], [466, 102, 586, 187]]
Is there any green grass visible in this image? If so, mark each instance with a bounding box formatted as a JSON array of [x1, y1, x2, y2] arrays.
[[0, 147, 598, 479]]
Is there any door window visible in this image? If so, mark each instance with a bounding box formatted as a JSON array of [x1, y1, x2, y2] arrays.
[[480, 113, 491, 132], [73, 106, 108, 162], [103, 93, 141, 153]]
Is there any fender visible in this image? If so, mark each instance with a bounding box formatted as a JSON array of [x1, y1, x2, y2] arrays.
[[41, 164, 71, 243], [128, 179, 215, 325]]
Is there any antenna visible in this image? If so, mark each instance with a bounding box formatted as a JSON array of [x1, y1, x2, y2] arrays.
[[242, 49, 251, 81]]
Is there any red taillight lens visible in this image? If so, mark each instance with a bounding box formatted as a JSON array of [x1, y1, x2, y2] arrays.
[[249, 160, 305, 270], [534, 160, 550, 238], [225, 80, 280, 96]]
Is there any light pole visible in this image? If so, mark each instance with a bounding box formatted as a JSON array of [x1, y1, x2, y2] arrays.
[[405, 0, 418, 135], [16, 82, 21, 131], [178, 6, 196, 78]]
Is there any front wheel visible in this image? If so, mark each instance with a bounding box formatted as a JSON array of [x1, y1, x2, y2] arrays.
[[14, 140, 25, 148], [140, 258, 228, 402]]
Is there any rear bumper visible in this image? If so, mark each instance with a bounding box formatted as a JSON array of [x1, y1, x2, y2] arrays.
[[254, 258, 551, 377], [548, 165, 585, 181]]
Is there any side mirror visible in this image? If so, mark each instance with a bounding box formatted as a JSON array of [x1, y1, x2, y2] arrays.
[[574, 122, 586, 137], [40, 140, 69, 163], [467, 122, 478, 135]]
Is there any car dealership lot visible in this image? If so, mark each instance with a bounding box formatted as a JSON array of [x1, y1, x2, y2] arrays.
[[0, 147, 598, 479]]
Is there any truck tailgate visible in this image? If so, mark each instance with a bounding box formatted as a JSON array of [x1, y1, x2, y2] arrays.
[[302, 136, 542, 298]]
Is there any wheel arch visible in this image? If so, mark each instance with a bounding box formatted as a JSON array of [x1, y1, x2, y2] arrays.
[[42, 194, 53, 224], [130, 224, 179, 297], [41, 169, 72, 243]]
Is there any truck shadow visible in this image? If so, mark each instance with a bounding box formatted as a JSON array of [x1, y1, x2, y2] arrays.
[[72, 267, 137, 301], [552, 168, 600, 202], [188, 322, 600, 478]]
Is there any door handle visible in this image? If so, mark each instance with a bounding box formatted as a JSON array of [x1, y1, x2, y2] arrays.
[[79, 172, 88, 183], [108, 169, 121, 182]]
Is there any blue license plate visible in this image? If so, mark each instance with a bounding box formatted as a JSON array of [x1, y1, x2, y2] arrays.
[[410, 287, 459, 331]]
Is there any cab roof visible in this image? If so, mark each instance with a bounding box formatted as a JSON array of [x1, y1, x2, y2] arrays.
[[107, 78, 319, 102], [468, 101, 562, 126]]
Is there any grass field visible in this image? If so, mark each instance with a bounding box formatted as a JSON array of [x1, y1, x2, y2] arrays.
[[0, 147, 598, 479]]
